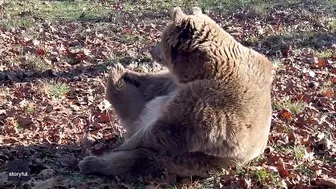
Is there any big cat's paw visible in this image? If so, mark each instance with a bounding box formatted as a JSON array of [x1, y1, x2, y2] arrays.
[[78, 156, 106, 175], [109, 63, 126, 84]]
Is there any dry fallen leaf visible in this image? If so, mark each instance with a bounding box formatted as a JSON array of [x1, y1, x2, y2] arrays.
[[323, 88, 334, 98], [36, 49, 46, 56], [277, 158, 289, 178], [37, 169, 56, 179], [316, 177, 336, 188], [280, 109, 292, 120], [17, 116, 34, 128], [31, 178, 58, 189]]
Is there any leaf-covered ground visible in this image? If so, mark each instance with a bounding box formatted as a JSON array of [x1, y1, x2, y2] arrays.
[[0, 0, 335, 188]]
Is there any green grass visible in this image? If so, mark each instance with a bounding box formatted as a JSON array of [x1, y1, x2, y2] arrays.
[[251, 167, 281, 186], [254, 168, 270, 183], [1, 0, 334, 31], [293, 145, 306, 161], [232, 166, 282, 187], [316, 49, 336, 59], [26, 54, 53, 72], [328, 18, 336, 32], [24, 105, 36, 114], [198, 0, 274, 15], [119, 34, 143, 44], [275, 144, 307, 161], [294, 164, 314, 177], [191, 175, 221, 189], [0, 0, 111, 29], [35, 0, 110, 21], [274, 97, 306, 114], [319, 81, 335, 94], [249, 154, 267, 166], [0, 88, 9, 103], [112, 0, 299, 14], [14, 121, 25, 131], [116, 0, 278, 15], [43, 81, 70, 99], [123, 0, 194, 11], [4, 18, 35, 29], [262, 28, 335, 50]]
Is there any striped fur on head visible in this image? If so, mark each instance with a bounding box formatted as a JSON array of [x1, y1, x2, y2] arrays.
[[160, 7, 245, 84]]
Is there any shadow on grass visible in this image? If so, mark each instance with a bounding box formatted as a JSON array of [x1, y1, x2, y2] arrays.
[[0, 143, 137, 188], [74, 0, 335, 23], [264, 30, 335, 49], [0, 143, 206, 188], [1, 0, 334, 85], [0, 56, 154, 86], [1, 28, 334, 85], [242, 30, 336, 56]]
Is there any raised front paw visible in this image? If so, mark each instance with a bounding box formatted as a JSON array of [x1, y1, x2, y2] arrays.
[[78, 156, 106, 175], [109, 63, 126, 85]]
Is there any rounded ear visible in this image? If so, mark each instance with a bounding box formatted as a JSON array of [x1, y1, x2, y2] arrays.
[[172, 7, 185, 25], [192, 7, 202, 15]]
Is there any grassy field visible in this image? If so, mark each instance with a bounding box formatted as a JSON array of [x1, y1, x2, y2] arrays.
[[0, 0, 335, 188]]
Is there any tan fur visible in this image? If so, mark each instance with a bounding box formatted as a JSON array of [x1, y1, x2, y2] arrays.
[[103, 63, 176, 138], [79, 6, 273, 181], [135, 93, 172, 133]]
